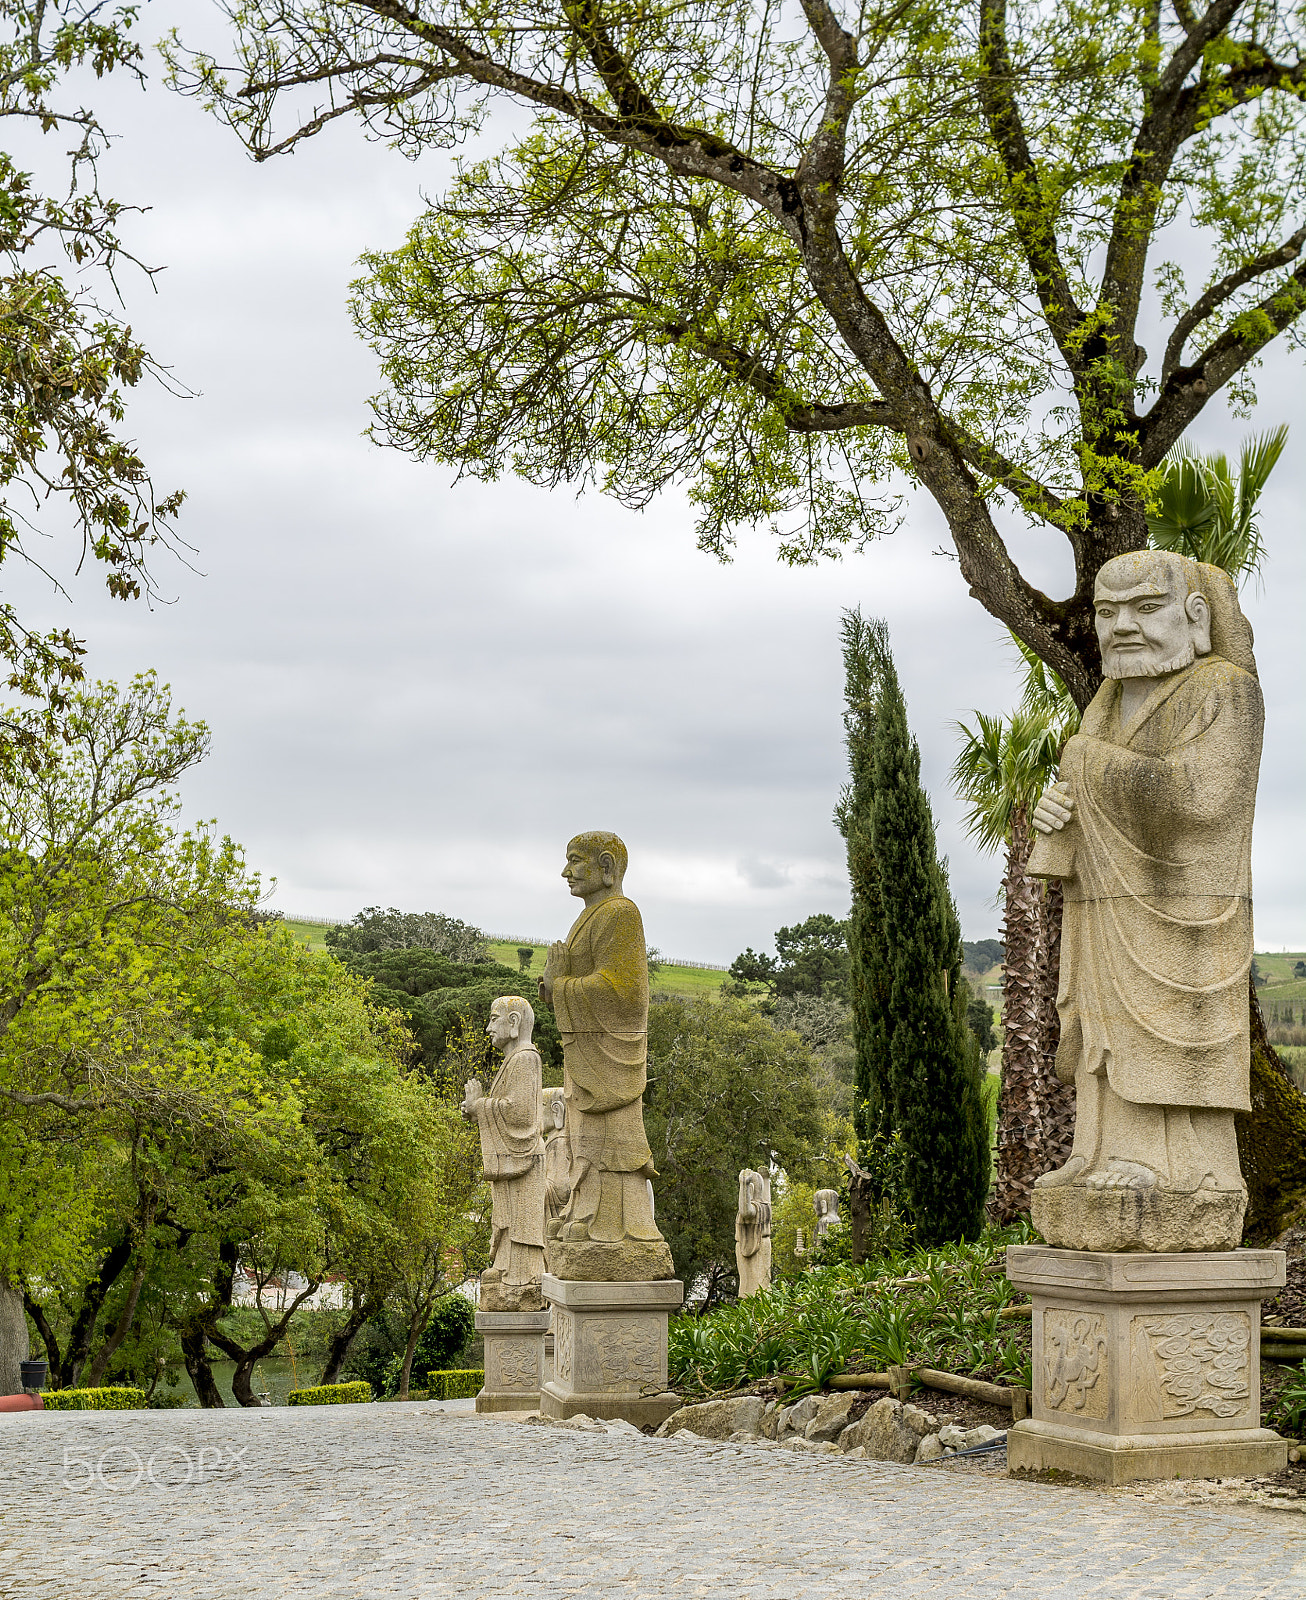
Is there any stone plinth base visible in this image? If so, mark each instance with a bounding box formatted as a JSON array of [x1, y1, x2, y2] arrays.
[[1006, 1244, 1289, 1484], [1031, 1185, 1245, 1253], [545, 1236, 675, 1283], [540, 1275, 683, 1427], [475, 1308, 550, 1414]]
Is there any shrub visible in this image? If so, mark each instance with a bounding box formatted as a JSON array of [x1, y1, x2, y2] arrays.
[[427, 1369, 483, 1400], [287, 1382, 372, 1406], [41, 1387, 147, 1410]]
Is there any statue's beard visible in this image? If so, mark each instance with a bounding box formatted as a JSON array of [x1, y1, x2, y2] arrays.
[[1102, 639, 1196, 680]]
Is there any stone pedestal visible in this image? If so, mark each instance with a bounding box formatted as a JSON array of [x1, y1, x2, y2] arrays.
[[1006, 1244, 1290, 1484], [540, 1274, 683, 1427], [475, 1307, 550, 1413]]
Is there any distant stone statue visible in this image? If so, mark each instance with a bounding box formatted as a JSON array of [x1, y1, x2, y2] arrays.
[[735, 1169, 772, 1297], [814, 1189, 841, 1239], [1029, 550, 1263, 1251], [539, 832, 673, 1281], [462, 996, 547, 1309], [541, 1086, 571, 1254]]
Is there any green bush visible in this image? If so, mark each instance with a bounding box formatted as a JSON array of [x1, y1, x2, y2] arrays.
[[287, 1381, 372, 1406], [427, 1368, 483, 1400], [41, 1387, 147, 1410]]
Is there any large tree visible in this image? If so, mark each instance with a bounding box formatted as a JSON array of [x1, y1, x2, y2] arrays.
[[174, 0, 1304, 703]]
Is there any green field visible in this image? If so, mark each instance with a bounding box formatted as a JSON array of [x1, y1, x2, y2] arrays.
[[282, 925, 727, 999]]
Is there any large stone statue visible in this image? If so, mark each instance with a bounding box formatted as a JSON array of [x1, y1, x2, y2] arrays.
[[539, 831, 673, 1281], [462, 996, 547, 1310], [735, 1170, 772, 1297], [1028, 550, 1263, 1252]]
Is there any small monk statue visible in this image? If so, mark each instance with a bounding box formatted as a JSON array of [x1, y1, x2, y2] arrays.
[[462, 996, 547, 1310], [735, 1169, 772, 1297], [541, 1086, 571, 1269], [539, 832, 673, 1280], [1029, 550, 1263, 1250], [814, 1189, 841, 1240]]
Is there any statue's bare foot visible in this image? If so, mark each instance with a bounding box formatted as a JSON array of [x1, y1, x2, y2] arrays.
[[560, 1221, 590, 1242], [1084, 1160, 1158, 1190], [1169, 1167, 1220, 1193], [1033, 1156, 1087, 1190]]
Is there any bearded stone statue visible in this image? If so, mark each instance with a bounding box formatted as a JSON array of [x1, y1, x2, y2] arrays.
[[1028, 550, 1263, 1252]]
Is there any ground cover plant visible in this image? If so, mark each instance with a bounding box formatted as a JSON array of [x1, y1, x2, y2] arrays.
[[669, 1223, 1035, 1397]]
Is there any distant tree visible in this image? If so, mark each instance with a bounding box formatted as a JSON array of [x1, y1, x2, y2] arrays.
[[961, 940, 1005, 974], [646, 946, 664, 980], [727, 916, 849, 1003], [516, 947, 534, 972], [871, 641, 989, 1246], [326, 908, 488, 962], [835, 608, 892, 1149], [1295, 962, 1306, 980], [643, 995, 827, 1304], [726, 947, 778, 992], [1252, 959, 1268, 989], [965, 984, 999, 1057]]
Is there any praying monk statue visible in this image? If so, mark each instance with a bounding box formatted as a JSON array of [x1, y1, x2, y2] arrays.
[[735, 1169, 772, 1298], [1028, 550, 1263, 1252], [539, 833, 674, 1281], [462, 996, 547, 1310]]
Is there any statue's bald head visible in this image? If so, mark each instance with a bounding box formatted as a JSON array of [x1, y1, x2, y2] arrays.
[[567, 831, 628, 880], [1094, 550, 1212, 680]]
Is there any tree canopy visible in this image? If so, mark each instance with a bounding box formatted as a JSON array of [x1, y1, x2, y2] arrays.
[[173, 0, 1305, 704]]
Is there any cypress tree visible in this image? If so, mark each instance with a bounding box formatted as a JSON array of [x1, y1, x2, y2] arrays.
[[835, 610, 892, 1148], [870, 646, 989, 1245]]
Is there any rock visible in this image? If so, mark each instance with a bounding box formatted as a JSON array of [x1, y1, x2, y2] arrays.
[[843, 1445, 868, 1461], [804, 1392, 863, 1442], [780, 1435, 838, 1454], [960, 1424, 1004, 1450], [759, 1400, 779, 1440], [938, 1423, 969, 1449], [775, 1395, 819, 1439], [656, 1396, 766, 1440], [914, 1433, 944, 1463], [838, 1397, 936, 1464], [601, 1419, 645, 1438]]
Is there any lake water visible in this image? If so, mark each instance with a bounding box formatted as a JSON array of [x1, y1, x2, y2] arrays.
[[162, 1356, 310, 1408]]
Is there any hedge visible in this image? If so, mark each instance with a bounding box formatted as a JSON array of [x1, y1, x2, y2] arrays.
[[287, 1381, 372, 1407], [41, 1387, 147, 1411], [428, 1369, 483, 1401]]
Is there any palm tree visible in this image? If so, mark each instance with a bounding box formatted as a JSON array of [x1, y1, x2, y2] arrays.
[[1147, 426, 1288, 586], [951, 703, 1071, 1220]]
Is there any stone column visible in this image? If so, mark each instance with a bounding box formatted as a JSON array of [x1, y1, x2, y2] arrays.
[[475, 1307, 551, 1413], [1006, 1244, 1289, 1484], [540, 1275, 683, 1428]]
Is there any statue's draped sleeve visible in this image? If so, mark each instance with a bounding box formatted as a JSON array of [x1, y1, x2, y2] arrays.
[[1029, 656, 1262, 1112], [477, 1046, 545, 1250]]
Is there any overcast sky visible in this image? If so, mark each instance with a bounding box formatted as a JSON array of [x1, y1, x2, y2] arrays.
[[8, 4, 1304, 963]]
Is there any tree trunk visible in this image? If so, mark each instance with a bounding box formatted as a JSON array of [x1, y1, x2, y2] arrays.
[[994, 813, 1043, 1221], [319, 1296, 374, 1386], [84, 1252, 149, 1389], [180, 1322, 225, 1408], [1035, 880, 1076, 1176], [0, 1278, 28, 1395], [844, 1161, 876, 1265], [398, 1310, 427, 1401]]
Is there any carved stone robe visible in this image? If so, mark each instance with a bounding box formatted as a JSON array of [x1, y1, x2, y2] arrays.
[[475, 1045, 546, 1279], [1030, 654, 1263, 1114]]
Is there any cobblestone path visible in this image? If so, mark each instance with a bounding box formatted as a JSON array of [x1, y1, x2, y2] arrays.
[[2, 1407, 1303, 1599]]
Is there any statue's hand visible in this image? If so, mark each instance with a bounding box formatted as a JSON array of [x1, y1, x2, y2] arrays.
[[461, 1079, 484, 1119], [1033, 780, 1075, 835], [539, 939, 567, 998]]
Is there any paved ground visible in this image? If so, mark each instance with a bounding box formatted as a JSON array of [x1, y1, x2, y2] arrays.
[[1, 1406, 1304, 1599]]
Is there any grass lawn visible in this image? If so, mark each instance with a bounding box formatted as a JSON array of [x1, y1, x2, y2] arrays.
[[487, 938, 728, 1000], [284, 918, 334, 952]]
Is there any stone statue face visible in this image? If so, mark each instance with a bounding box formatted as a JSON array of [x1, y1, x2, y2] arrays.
[[485, 1002, 521, 1051], [1094, 553, 1211, 680], [562, 841, 616, 899]]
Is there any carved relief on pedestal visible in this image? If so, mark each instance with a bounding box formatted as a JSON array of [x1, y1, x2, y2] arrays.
[[1129, 1312, 1250, 1421], [592, 1317, 661, 1391], [1044, 1309, 1109, 1419], [555, 1311, 574, 1383], [494, 1343, 539, 1392]]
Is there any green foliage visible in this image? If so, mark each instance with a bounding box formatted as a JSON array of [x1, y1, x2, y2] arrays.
[[835, 609, 893, 1149], [1265, 1374, 1306, 1439], [962, 941, 1004, 973], [41, 1387, 145, 1410], [333, 947, 562, 1078], [966, 984, 998, 1057], [426, 1369, 483, 1401], [668, 1226, 1032, 1396], [727, 915, 850, 1002], [325, 908, 488, 962], [287, 1382, 371, 1406], [644, 995, 830, 1300], [1147, 428, 1288, 586], [169, 0, 1306, 702], [0, 3, 184, 761], [871, 647, 989, 1246], [420, 1293, 476, 1371]]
